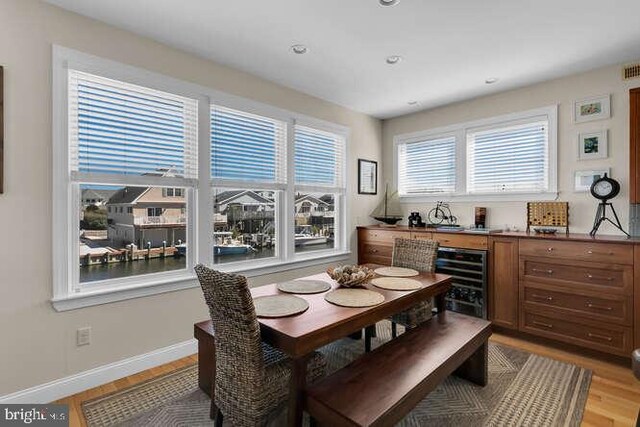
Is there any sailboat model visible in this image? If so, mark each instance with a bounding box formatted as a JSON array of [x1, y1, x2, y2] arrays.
[[370, 185, 403, 226]]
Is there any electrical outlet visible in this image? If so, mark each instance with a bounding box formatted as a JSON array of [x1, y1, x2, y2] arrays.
[[77, 327, 91, 346]]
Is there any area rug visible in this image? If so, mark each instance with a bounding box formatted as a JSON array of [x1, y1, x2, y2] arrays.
[[83, 321, 591, 427]]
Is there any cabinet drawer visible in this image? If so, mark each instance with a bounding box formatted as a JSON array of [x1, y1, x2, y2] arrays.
[[410, 231, 434, 241], [359, 229, 410, 244], [434, 233, 488, 250], [358, 243, 392, 265], [521, 309, 632, 356], [519, 239, 633, 265], [520, 258, 632, 294], [522, 285, 631, 326]]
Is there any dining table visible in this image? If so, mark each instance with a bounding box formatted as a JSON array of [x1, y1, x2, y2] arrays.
[[250, 263, 452, 427]]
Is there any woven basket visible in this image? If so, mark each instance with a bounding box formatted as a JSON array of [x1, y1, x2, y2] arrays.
[[327, 265, 375, 288]]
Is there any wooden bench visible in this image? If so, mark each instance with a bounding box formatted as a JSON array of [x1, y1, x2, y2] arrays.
[[305, 311, 492, 427]]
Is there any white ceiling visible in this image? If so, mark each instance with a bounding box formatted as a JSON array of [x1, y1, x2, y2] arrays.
[[45, 0, 640, 119]]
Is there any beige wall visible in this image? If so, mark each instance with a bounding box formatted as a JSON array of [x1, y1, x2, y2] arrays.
[[0, 0, 382, 396], [382, 63, 639, 234]]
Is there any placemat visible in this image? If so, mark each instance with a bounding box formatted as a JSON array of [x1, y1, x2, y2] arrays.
[[277, 279, 332, 294], [374, 266, 420, 277], [371, 277, 422, 291], [324, 288, 385, 307], [253, 295, 309, 318]]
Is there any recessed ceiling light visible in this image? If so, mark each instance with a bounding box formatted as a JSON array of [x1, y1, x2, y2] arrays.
[[386, 55, 402, 65], [290, 44, 308, 55], [485, 77, 499, 84], [379, 0, 400, 6], [407, 100, 418, 105]]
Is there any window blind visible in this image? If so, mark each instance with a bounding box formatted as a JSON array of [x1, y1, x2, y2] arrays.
[[211, 106, 286, 183], [467, 121, 548, 194], [294, 125, 344, 187], [397, 136, 456, 195], [69, 70, 198, 179]]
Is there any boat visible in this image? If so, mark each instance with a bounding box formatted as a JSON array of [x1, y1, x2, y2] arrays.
[[294, 225, 328, 246], [295, 233, 328, 246], [370, 184, 403, 226], [214, 231, 254, 255], [176, 232, 255, 256]]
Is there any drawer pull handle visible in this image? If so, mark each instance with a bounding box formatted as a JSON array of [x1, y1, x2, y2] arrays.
[[586, 302, 613, 311], [371, 249, 378, 253], [533, 321, 553, 329], [532, 294, 553, 302], [532, 268, 554, 275], [585, 274, 614, 281], [547, 247, 554, 252], [587, 332, 613, 342], [586, 249, 614, 256]]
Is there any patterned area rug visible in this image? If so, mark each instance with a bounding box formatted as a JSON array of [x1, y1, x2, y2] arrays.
[[83, 321, 591, 427]]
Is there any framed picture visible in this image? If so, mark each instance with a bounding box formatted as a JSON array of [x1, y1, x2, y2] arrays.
[[574, 168, 610, 192], [573, 95, 611, 123], [577, 130, 608, 160], [358, 159, 377, 195]]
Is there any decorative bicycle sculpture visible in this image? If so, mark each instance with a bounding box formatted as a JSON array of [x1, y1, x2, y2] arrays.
[[427, 201, 458, 226]]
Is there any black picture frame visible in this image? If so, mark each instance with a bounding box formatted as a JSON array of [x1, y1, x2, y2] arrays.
[[358, 159, 377, 195]]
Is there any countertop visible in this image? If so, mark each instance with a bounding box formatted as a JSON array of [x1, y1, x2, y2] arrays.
[[356, 224, 640, 245]]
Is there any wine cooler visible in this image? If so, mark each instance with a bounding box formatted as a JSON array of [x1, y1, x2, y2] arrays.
[[436, 247, 487, 319]]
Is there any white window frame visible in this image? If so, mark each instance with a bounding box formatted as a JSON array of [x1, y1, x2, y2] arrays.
[[393, 105, 558, 203], [52, 46, 350, 311]]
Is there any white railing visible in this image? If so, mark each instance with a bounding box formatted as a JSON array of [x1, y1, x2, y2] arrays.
[[134, 216, 187, 225]]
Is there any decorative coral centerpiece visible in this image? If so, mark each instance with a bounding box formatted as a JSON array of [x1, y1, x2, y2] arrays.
[[327, 265, 375, 288]]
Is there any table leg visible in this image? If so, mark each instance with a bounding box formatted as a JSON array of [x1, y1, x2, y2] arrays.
[[288, 355, 308, 427], [435, 292, 447, 315]]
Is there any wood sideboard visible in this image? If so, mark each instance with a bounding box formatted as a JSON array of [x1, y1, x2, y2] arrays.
[[357, 225, 640, 357]]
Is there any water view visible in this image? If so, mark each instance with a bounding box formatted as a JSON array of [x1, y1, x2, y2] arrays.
[[79, 185, 335, 284]]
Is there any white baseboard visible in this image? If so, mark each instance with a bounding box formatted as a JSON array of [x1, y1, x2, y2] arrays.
[[0, 339, 198, 404]]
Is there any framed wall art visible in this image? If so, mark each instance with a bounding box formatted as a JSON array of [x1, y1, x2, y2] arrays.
[[577, 130, 608, 160], [358, 159, 377, 195], [573, 95, 610, 123], [574, 168, 610, 192]]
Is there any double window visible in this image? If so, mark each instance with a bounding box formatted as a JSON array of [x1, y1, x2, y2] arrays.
[[53, 47, 348, 308], [395, 106, 557, 200]]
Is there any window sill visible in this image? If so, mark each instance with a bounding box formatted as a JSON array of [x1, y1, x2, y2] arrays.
[[51, 251, 351, 312], [399, 192, 558, 203]]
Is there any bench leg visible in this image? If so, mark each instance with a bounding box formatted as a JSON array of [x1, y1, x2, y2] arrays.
[[364, 325, 373, 353], [454, 341, 488, 387]]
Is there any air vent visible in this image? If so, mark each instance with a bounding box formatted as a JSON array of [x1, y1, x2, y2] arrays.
[[623, 63, 640, 80]]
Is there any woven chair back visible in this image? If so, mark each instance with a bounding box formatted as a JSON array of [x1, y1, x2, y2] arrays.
[[391, 237, 439, 273], [194, 264, 264, 396]]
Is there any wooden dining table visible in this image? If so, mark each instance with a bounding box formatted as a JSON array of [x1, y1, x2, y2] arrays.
[[250, 263, 452, 427]]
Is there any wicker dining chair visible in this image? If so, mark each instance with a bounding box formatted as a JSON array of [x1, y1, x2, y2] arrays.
[[195, 264, 326, 427], [365, 238, 439, 351]]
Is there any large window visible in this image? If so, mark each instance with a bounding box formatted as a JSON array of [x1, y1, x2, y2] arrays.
[[294, 125, 345, 254], [68, 70, 197, 290], [53, 47, 349, 309], [395, 106, 557, 200], [397, 135, 456, 195]]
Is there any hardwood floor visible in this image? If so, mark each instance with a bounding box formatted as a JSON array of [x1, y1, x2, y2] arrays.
[[55, 334, 640, 427]]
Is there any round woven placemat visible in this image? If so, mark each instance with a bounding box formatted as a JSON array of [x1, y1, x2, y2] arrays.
[[254, 295, 309, 318], [374, 266, 420, 277], [276, 280, 332, 294], [371, 277, 422, 291], [324, 288, 385, 308]]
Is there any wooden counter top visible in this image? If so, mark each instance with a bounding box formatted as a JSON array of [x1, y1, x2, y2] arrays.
[[356, 224, 638, 244]]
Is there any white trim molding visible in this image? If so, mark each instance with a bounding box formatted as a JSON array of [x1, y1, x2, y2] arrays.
[[0, 339, 197, 404]]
